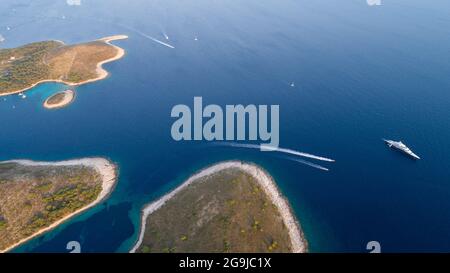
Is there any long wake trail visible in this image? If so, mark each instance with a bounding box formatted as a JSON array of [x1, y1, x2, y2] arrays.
[[261, 145, 335, 162], [284, 157, 329, 172], [115, 23, 175, 49], [214, 142, 335, 162], [36, 16, 176, 49], [143, 34, 175, 49], [212, 142, 331, 171]]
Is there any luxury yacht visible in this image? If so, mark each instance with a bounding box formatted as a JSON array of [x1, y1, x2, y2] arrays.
[[383, 139, 420, 160]]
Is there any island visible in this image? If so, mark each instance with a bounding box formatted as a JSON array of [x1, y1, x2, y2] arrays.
[[0, 158, 117, 253], [0, 35, 128, 96], [131, 161, 307, 253], [43, 89, 75, 109]]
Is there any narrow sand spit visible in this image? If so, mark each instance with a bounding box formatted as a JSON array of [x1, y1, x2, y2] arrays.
[[130, 161, 307, 253], [0, 157, 118, 253]]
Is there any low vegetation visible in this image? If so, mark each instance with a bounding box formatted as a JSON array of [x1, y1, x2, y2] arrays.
[[0, 162, 102, 251], [0, 39, 119, 94], [45, 92, 67, 105], [137, 168, 293, 253]]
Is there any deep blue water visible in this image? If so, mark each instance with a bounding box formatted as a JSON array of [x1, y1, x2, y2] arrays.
[[1, 0, 450, 252]]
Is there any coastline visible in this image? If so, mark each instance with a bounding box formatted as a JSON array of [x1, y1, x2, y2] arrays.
[[130, 161, 308, 253], [0, 157, 118, 253], [92, 35, 128, 84], [0, 35, 128, 97]]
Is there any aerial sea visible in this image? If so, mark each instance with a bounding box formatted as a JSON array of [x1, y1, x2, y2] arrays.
[[1, 0, 450, 252]]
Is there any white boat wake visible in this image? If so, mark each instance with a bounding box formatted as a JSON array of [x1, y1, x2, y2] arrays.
[[213, 142, 335, 162], [284, 157, 329, 172], [162, 31, 169, 40], [132, 28, 175, 49], [115, 23, 175, 49], [131, 28, 175, 49], [147, 35, 175, 49], [260, 145, 335, 162], [29, 16, 177, 50], [211, 142, 334, 171]]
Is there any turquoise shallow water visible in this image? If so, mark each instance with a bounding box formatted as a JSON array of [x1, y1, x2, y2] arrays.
[[2, 0, 450, 252]]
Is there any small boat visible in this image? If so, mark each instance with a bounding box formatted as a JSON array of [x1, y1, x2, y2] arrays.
[[383, 139, 420, 160], [290, 82, 295, 87]]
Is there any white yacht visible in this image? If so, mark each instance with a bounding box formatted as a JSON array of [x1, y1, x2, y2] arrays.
[[383, 139, 420, 160]]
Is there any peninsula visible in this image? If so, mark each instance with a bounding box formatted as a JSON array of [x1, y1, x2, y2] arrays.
[[0, 158, 117, 253], [131, 161, 307, 253], [0, 35, 128, 96]]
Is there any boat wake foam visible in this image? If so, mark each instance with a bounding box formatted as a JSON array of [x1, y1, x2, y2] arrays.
[[212, 142, 333, 171], [214, 142, 334, 162], [283, 156, 329, 171], [117, 23, 175, 49]]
